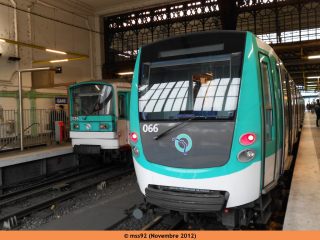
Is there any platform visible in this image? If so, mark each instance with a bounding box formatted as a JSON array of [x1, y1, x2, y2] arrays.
[[0, 142, 73, 168], [0, 142, 75, 193], [283, 112, 320, 230]]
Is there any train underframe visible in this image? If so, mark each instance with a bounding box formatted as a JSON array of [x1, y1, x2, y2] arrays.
[[143, 177, 290, 230]]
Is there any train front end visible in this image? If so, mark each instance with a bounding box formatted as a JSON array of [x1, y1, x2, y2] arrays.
[[69, 82, 118, 156], [130, 31, 265, 220]]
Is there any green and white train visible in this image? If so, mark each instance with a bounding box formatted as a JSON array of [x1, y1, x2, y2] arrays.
[[130, 31, 304, 228], [69, 79, 132, 163]]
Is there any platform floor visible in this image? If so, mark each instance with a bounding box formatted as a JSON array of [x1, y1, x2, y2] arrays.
[[0, 142, 73, 168], [283, 112, 320, 230]]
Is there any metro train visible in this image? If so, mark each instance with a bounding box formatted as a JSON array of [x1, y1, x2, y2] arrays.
[[130, 31, 304, 228], [69, 79, 132, 163]]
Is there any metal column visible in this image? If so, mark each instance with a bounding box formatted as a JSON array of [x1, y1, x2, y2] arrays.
[[17, 67, 58, 151]]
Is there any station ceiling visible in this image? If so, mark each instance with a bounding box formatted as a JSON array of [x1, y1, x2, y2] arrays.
[[78, 0, 187, 17], [79, 0, 320, 91]]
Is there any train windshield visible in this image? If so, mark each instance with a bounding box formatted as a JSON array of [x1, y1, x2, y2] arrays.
[[72, 84, 114, 116], [138, 53, 242, 121]]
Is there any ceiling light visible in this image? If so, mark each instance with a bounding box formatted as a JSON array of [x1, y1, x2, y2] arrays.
[[46, 49, 67, 55], [0, 39, 5, 42], [308, 76, 320, 79], [306, 84, 317, 86], [308, 55, 320, 59], [50, 59, 68, 63], [118, 72, 134, 75]]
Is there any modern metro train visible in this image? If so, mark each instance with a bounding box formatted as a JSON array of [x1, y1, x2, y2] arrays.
[[130, 31, 304, 228], [69, 79, 132, 163]]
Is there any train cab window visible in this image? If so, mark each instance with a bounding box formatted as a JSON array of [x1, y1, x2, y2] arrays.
[[119, 94, 126, 119], [72, 84, 114, 116], [138, 53, 242, 121]]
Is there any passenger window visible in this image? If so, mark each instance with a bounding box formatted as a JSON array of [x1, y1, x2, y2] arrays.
[[261, 62, 273, 142], [119, 95, 126, 119], [262, 63, 272, 107]]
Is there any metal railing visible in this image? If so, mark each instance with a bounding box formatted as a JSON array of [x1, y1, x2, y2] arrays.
[[0, 109, 69, 151]]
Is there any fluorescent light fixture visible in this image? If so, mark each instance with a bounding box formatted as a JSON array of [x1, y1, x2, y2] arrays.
[[308, 55, 320, 59], [50, 59, 68, 63], [308, 76, 320, 79], [46, 49, 67, 55], [0, 39, 5, 42], [118, 72, 134, 75], [306, 84, 317, 86]]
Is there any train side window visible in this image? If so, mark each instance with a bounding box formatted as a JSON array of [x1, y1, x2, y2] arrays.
[[262, 63, 272, 107], [261, 62, 273, 142], [119, 94, 126, 119]]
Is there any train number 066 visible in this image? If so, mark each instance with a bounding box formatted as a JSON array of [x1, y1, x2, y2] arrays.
[[142, 124, 158, 133]]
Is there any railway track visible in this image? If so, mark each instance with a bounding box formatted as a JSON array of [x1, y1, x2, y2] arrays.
[[141, 216, 185, 230], [0, 167, 134, 229], [0, 165, 121, 207]]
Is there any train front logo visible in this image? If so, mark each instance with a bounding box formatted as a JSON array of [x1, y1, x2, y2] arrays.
[[172, 134, 192, 155], [84, 124, 91, 131]]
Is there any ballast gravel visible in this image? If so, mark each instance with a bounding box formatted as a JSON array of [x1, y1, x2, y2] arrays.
[[0, 169, 142, 230]]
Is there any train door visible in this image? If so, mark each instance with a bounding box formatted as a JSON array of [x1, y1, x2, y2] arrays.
[[118, 91, 130, 147], [284, 73, 293, 154], [260, 54, 277, 187], [290, 81, 297, 144], [279, 65, 290, 174]]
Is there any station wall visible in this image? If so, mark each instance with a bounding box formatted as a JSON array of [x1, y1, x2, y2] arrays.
[[0, 0, 103, 111]]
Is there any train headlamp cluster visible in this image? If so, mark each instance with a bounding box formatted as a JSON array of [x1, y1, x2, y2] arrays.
[[238, 133, 256, 162], [132, 146, 140, 158], [99, 124, 109, 130], [73, 124, 79, 129]]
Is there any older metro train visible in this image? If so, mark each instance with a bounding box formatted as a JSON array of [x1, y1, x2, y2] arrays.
[[130, 31, 304, 228], [69, 79, 132, 163]]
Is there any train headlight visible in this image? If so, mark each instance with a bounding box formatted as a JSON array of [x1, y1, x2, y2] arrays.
[[132, 146, 140, 158], [73, 124, 79, 129], [237, 149, 256, 163], [100, 124, 109, 130]]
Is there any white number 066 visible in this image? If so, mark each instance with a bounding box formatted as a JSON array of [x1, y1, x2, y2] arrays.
[[142, 124, 159, 133]]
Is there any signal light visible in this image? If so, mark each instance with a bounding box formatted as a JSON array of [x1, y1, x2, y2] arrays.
[[131, 132, 138, 143], [239, 133, 256, 145], [224, 209, 229, 214]]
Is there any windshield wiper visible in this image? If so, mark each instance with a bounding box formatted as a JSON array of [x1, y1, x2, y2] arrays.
[[153, 115, 229, 140], [153, 116, 199, 140]]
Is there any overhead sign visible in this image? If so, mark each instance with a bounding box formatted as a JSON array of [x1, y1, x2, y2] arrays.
[[55, 97, 68, 105]]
